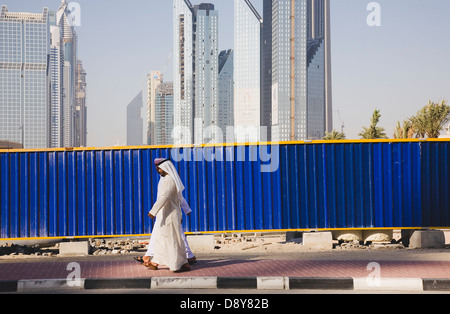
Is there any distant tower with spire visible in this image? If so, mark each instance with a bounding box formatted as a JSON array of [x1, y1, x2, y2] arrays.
[[55, 0, 78, 147]]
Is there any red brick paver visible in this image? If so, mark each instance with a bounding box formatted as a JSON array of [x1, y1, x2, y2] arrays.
[[1, 258, 450, 281]]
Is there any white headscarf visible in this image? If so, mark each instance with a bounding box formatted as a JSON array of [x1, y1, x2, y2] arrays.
[[155, 159, 191, 214], [156, 159, 185, 193]]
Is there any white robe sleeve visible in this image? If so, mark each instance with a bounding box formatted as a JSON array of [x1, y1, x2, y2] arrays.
[[180, 195, 192, 215], [149, 177, 176, 217]]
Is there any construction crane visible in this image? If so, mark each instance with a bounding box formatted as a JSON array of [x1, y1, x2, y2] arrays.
[[335, 109, 345, 133], [290, 0, 296, 141]]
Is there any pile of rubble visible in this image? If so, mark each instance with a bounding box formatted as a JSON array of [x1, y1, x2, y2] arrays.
[[0, 238, 149, 258], [0, 243, 56, 257], [89, 238, 148, 255], [336, 240, 405, 250]]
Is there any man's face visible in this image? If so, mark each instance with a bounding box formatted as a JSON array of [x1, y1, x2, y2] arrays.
[[156, 166, 167, 177]]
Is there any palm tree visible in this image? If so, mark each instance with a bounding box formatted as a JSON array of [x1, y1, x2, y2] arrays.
[[409, 100, 450, 138], [359, 109, 387, 139], [393, 120, 414, 139], [322, 129, 346, 140]]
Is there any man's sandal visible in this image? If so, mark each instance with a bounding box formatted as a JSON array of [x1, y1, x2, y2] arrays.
[[174, 263, 190, 273], [133, 256, 145, 264], [144, 261, 158, 270]]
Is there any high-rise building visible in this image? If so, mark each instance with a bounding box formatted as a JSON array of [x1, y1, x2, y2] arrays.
[[173, 0, 219, 144], [193, 3, 219, 144], [0, 6, 51, 148], [218, 49, 234, 141], [271, 0, 332, 141], [233, 0, 263, 142], [56, 0, 78, 147], [261, 0, 273, 141], [74, 59, 87, 147], [126, 91, 144, 146], [173, 0, 195, 144], [146, 71, 163, 145], [49, 13, 64, 148], [154, 82, 174, 145]]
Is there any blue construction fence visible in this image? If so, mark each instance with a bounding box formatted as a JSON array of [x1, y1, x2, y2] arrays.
[[0, 139, 449, 239]]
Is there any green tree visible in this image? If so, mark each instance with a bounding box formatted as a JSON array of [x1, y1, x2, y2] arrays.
[[393, 120, 414, 139], [409, 100, 450, 138], [322, 129, 346, 140], [359, 109, 387, 139]]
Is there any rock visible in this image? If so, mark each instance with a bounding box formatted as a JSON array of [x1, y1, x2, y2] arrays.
[[332, 230, 363, 242], [363, 230, 393, 242]]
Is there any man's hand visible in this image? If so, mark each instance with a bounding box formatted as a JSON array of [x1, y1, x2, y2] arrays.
[[148, 212, 155, 219]]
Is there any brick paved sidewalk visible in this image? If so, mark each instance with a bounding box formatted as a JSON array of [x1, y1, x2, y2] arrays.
[[1, 257, 450, 281]]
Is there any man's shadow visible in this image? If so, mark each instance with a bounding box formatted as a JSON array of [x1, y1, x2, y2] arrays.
[[189, 256, 259, 271]]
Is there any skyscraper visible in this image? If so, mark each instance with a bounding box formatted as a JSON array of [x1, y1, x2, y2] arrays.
[[146, 71, 175, 145], [56, 0, 78, 147], [74, 59, 87, 147], [193, 3, 219, 144], [0, 6, 51, 148], [234, 0, 263, 142], [126, 91, 144, 146], [146, 71, 163, 145], [173, 0, 219, 144], [261, 0, 273, 141], [218, 49, 234, 140], [154, 82, 174, 145], [49, 13, 64, 148], [173, 0, 195, 144], [271, 0, 332, 141]]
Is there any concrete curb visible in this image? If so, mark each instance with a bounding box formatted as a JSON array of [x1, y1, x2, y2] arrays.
[[2, 277, 450, 292]]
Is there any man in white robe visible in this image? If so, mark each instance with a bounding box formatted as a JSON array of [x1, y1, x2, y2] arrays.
[[144, 195, 196, 263], [146, 158, 190, 272]]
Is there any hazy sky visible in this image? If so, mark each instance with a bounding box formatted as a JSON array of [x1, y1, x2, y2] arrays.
[[2, 0, 450, 147]]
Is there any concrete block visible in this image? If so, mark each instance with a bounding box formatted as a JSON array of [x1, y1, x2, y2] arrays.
[[443, 230, 450, 245], [302, 231, 333, 250], [186, 235, 214, 251], [409, 230, 445, 249], [59, 241, 91, 256], [286, 231, 303, 242], [353, 278, 423, 291], [151, 277, 217, 289], [257, 277, 288, 290], [18, 279, 85, 292]]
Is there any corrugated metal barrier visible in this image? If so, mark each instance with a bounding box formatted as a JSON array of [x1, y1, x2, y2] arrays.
[[0, 139, 449, 240]]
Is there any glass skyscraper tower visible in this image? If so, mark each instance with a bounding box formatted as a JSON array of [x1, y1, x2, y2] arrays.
[[126, 91, 144, 146], [173, 0, 219, 144], [173, 0, 195, 144], [56, 0, 78, 147], [146, 71, 174, 145], [0, 6, 51, 148], [218, 49, 234, 140], [271, 0, 332, 141], [49, 11, 64, 148], [154, 82, 174, 145], [234, 0, 263, 142], [193, 3, 219, 144]]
